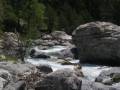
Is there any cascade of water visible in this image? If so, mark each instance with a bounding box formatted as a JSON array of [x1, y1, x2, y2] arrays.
[[26, 45, 111, 81]]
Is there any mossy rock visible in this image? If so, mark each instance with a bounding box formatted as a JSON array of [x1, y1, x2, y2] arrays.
[[0, 54, 6, 60], [0, 54, 18, 63], [61, 60, 73, 65], [112, 73, 120, 83]]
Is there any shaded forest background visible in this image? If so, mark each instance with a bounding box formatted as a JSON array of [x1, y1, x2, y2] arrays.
[[0, 0, 120, 39]]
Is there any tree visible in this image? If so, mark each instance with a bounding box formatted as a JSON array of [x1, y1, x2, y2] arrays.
[[45, 5, 58, 33]]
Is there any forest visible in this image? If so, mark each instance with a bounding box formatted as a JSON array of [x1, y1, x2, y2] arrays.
[[0, 0, 120, 38]]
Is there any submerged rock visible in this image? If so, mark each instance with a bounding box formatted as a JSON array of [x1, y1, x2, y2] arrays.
[[73, 21, 120, 65]]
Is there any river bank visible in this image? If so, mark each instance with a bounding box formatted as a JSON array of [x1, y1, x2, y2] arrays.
[[0, 22, 120, 90]]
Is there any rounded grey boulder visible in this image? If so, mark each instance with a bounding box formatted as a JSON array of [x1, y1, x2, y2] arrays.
[[72, 21, 120, 65], [35, 69, 82, 90]]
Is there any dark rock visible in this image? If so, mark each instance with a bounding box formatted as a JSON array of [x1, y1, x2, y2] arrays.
[[71, 47, 79, 59], [35, 69, 82, 90], [32, 53, 50, 59], [30, 49, 36, 57], [72, 21, 120, 65], [36, 65, 53, 74]]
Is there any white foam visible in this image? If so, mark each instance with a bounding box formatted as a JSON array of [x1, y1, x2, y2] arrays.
[[26, 45, 111, 81], [82, 64, 111, 81], [34, 46, 66, 54], [26, 58, 75, 71]]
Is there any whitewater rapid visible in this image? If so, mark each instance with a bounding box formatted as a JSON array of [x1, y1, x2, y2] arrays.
[[26, 45, 111, 81]]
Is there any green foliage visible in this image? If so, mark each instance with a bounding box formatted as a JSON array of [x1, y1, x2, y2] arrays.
[[0, 0, 120, 36], [0, 54, 18, 62]]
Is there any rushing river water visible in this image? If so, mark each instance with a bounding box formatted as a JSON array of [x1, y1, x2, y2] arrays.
[[26, 45, 111, 81]]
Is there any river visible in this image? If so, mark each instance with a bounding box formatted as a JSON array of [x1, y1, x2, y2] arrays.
[[26, 45, 111, 81]]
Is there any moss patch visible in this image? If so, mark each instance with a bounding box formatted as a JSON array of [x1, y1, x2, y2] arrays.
[[112, 74, 120, 83], [0, 54, 18, 63]]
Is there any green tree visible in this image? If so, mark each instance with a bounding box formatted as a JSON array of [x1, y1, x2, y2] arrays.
[[45, 5, 58, 33]]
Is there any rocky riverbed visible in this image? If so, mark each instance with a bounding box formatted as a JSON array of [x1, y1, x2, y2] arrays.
[[1, 22, 120, 90]]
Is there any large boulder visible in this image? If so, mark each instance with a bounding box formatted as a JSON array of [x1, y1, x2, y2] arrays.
[[35, 68, 82, 90], [72, 21, 120, 65]]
